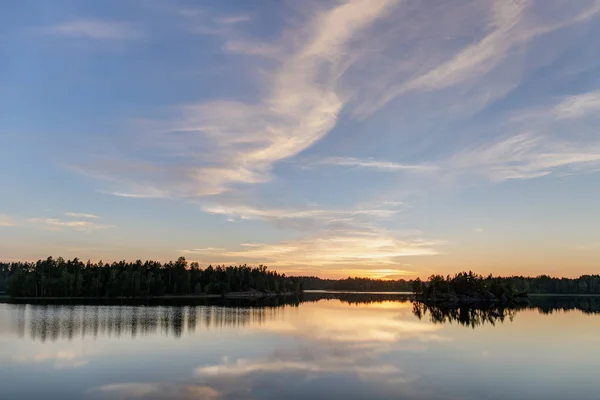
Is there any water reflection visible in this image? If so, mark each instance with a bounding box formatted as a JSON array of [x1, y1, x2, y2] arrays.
[[412, 296, 600, 328], [2, 295, 600, 342], [2, 295, 600, 400], [529, 295, 600, 315], [2, 299, 300, 342], [412, 303, 518, 328]]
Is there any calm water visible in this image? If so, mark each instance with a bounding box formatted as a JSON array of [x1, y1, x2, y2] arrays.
[[1, 295, 600, 400]]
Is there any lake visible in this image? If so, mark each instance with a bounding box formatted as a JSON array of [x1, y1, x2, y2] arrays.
[[1, 294, 599, 400]]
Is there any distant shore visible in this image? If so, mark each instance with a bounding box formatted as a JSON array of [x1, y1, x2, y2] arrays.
[[1, 291, 299, 302]]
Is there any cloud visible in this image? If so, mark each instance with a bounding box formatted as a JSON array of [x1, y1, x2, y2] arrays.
[[554, 91, 600, 120], [398, 1, 525, 92], [356, 0, 600, 116], [103, 190, 170, 199], [191, 304, 447, 394], [315, 157, 436, 171], [26, 217, 112, 232], [449, 132, 600, 182], [202, 202, 402, 223], [71, 0, 600, 200], [0, 214, 15, 227], [13, 350, 88, 370], [195, 356, 403, 380], [216, 14, 251, 25], [83, 0, 401, 198], [223, 40, 282, 58], [47, 19, 143, 40], [71, 163, 177, 199], [87, 297, 447, 399], [185, 199, 437, 274], [183, 230, 440, 272], [91, 383, 157, 398], [65, 212, 100, 219]]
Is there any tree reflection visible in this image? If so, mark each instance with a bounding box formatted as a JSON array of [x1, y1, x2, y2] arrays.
[[3, 294, 599, 340], [5, 297, 300, 342], [412, 302, 520, 328], [412, 296, 600, 328], [302, 292, 413, 305], [529, 295, 600, 315]]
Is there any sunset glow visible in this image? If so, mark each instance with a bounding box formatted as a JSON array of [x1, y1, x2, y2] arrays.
[[2, 0, 600, 278]]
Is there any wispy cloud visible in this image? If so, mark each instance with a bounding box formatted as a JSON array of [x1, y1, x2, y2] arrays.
[[183, 230, 440, 271], [59, 0, 600, 275], [65, 212, 100, 219], [199, 199, 412, 236], [202, 202, 402, 223], [0, 214, 15, 227], [79, 0, 600, 198], [196, 356, 403, 379], [316, 157, 436, 171], [26, 217, 112, 232], [13, 350, 89, 370], [356, 0, 600, 116], [554, 91, 600, 120], [217, 14, 251, 25], [47, 19, 143, 40], [84, 0, 401, 199], [391, 1, 525, 91], [449, 132, 600, 182], [223, 40, 282, 58], [103, 189, 170, 199], [170, 5, 251, 34], [90, 383, 158, 398]]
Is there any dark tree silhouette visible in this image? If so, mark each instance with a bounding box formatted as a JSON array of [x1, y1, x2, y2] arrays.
[[414, 271, 527, 304], [2, 257, 302, 298], [297, 273, 600, 296]]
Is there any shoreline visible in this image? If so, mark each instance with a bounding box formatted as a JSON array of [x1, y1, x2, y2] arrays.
[[1, 291, 300, 302]]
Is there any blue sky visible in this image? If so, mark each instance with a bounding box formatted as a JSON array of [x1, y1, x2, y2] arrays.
[[1, 0, 600, 278]]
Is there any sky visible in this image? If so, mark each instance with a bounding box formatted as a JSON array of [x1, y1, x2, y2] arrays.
[[1, 0, 600, 279]]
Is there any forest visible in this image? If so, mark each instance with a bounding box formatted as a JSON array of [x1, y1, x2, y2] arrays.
[[0, 257, 302, 298], [2, 258, 600, 299], [298, 273, 600, 295], [299, 276, 413, 292]]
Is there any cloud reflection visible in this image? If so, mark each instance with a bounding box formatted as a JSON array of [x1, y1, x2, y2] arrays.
[[7, 296, 600, 400], [12, 349, 89, 369]]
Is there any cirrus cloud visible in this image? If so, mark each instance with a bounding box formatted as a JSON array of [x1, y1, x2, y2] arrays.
[[26, 215, 112, 232], [47, 19, 144, 40]]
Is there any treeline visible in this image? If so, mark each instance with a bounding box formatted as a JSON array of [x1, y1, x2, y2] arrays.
[[509, 275, 600, 294], [1, 257, 302, 298], [298, 276, 412, 292], [298, 273, 600, 295]]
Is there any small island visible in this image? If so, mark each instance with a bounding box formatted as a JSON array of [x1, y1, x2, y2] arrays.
[[411, 272, 529, 305]]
